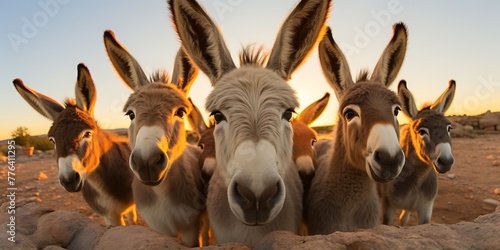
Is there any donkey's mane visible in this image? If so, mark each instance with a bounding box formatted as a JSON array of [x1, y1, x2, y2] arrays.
[[355, 70, 370, 83], [420, 102, 433, 110], [64, 98, 77, 108], [239, 45, 269, 67], [149, 69, 171, 84]]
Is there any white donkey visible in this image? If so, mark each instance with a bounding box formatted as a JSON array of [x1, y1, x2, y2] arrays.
[[169, 0, 331, 245]]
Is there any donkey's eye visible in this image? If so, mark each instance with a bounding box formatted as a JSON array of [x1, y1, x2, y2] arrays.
[[311, 138, 317, 146], [394, 106, 401, 116], [282, 109, 294, 121], [175, 108, 187, 118], [83, 131, 92, 139], [125, 110, 135, 120], [343, 109, 358, 121], [48, 137, 55, 144], [211, 111, 226, 124], [418, 128, 428, 136]]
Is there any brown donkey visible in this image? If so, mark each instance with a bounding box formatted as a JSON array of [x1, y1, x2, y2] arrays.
[[306, 24, 407, 234], [170, 0, 331, 245], [104, 31, 205, 246], [13, 64, 136, 226], [378, 80, 456, 225]]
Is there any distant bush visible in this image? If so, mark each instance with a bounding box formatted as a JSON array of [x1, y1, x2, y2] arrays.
[[0, 145, 7, 156], [30, 136, 54, 151]]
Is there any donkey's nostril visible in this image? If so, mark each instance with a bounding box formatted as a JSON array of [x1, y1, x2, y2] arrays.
[[374, 150, 390, 165], [151, 152, 167, 169], [233, 182, 255, 210], [260, 182, 280, 208], [436, 157, 454, 173]]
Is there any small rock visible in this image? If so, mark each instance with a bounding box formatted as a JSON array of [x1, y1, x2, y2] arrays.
[[492, 161, 499, 167], [486, 155, 495, 160], [483, 198, 500, 211], [447, 174, 457, 179], [37, 172, 48, 181], [493, 188, 500, 195]]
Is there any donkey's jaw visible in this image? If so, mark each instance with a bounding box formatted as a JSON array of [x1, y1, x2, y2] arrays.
[[57, 154, 84, 192], [433, 142, 454, 173], [130, 125, 169, 185], [226, 140, 286, 225], [365, 124, 405, 182]]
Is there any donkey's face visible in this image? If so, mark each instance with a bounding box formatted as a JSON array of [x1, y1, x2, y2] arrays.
[[48, 104, 99, 192], [319, 24, 408, 182], [339, 83, 403, 182], [206, 67, 298, 225], [124, 84, 191, 185], [13, 63, 101, 192], [170, 0, 331, 225], [104, 30, 198, 186], [410, 111, 453, 172], [291, 92, 330, 182], [399, 80, 456, 173]]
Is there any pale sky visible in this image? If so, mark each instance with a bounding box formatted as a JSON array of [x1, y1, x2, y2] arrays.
[[1, 0, 499, 140]]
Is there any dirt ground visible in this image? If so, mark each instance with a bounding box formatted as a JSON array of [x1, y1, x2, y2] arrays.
[[1, 133, 500, 228]]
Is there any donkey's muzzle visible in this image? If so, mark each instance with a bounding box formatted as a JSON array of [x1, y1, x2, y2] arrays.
[[59, 172, 82, 192], [370, 148, 405, 183], [130, 148, 168, 186], [434, 156, 454, 174], [228, 177, 286, 226]]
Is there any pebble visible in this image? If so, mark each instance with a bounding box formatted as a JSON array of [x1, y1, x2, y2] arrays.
[[37, 172, 48, 180], [447, 174, 457, 179], [493, 188, 500, 195], [486, 155, 495, 160], [492, 161, 499, 167]]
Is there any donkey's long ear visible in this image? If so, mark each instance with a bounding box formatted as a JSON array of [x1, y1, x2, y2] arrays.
[[431, 80, 456, 114], [169, 0, 236, 85], [103, 30, 149, 91], [318, 27, 354, 100], [298, 92, 330, 125], [371, 22, 408, 87], [171, 48, 199, 94], [266, 0, 331, 80], [398, 80, 419, 119], [75, 63, 96, 117], [187, 98, 208, 133], [13, 78, 64, 121]]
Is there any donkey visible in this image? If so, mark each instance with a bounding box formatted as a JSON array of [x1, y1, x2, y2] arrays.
[[306, 24, 408, 234], [13, 64, 136, 226], [103, 30, 205, 246], [378, 80, 456, 226], [169, 0, 332, 245]]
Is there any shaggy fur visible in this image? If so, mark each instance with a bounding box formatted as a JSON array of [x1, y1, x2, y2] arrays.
[[378, 80, 456, 226]]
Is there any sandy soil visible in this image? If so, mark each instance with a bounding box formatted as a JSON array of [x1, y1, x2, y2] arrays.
[[1, 133, 499, 228]]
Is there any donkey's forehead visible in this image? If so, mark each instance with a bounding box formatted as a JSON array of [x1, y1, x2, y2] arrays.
[[413, 110, 450, 128], [48, 107, 95, 138], [340, 83, 400, 109], [291, 120, 316, 139], [205, 67, 299, 112], [123, 83, 190, 112]]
